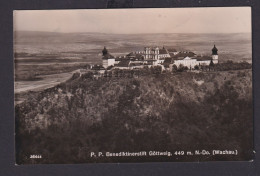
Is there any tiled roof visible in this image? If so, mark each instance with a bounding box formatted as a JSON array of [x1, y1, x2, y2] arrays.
[[126, 53, 144, 60], [212, 45, 218, 55], [168, 48, 177, 52], [164, 57, 174, 64], [195, 56, 212, 61], [169, 53, 175, 57], [172, 52, 195, 58], [212, 45, 218, 52], [172, 57, 186, 60], [135, 54, 144, 60], [159, 48, 169, 54], [126, 52, 136, 57], [117, 60, 130, 67], [102, 53, 114, 60]]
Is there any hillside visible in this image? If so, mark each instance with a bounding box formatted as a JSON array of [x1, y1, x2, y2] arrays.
[[15, 69, 253, 164]]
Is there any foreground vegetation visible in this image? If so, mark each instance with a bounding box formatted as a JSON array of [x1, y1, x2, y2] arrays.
[[15, 67, 253, 164]]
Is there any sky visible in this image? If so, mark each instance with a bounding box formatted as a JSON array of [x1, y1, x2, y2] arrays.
[[13, 7, 251, 34]]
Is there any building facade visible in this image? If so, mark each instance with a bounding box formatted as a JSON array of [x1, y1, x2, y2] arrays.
[[102, 45, 219, 70], [102, 47, 115, 68], [143, 46, 171, 60], [172, 45, 219, 69], [212, 44, 219, 64]]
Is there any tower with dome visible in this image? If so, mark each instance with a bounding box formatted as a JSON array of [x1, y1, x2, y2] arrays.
[[212, 44, 219, 64]]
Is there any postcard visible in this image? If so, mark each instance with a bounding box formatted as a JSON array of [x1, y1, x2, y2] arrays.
[[14, 7, 253, 164]]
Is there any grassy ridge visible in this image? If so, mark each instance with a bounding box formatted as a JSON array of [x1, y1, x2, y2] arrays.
[[15, 69, 253, 164]]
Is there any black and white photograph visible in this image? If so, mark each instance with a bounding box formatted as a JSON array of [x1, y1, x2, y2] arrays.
[[14, 7, 253, 164]]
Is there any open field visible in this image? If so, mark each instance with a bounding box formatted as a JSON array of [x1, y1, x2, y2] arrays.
[[15, 72, 73, 93], [14, 31, 252, 62]]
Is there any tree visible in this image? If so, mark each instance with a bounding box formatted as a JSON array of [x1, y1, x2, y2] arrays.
[[177, 64, 185, 72], [163, 58, 172, 68], [209, 60, 214, 67], [113, 69, 119, 77], [104, 70, 108, 77], [81, 72, 93, 79], [209, 60, 214, 71], [151, 66, 162, 75], [71, 73, 80, 80], [107, 65, 113, 70], [194, 65, 199, 70], [172, 64, 178, 73]]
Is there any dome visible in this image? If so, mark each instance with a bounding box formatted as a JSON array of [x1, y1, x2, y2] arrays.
[[102, 46, 108, 56], [212, 45, 218, 55]]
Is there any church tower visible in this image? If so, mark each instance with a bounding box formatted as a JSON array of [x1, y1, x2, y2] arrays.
[[102, 46, 108, 56], [212, 44, 218, 64], [102, 46, 115, 69]]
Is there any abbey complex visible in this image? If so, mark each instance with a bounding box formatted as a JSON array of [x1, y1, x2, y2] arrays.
[[102, 44, 219, 70]]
